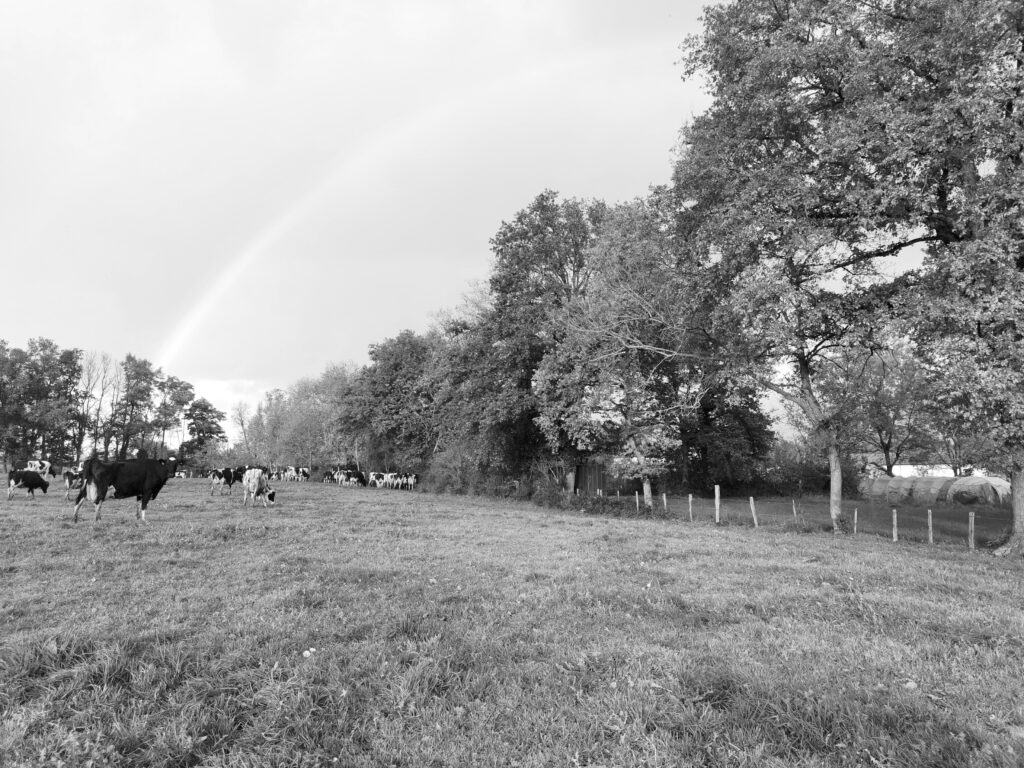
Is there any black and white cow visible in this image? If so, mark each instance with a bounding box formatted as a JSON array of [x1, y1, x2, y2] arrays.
[[24, 460, 57, 478], [209, 466, 244, 495], [63, 469, 83, 501]]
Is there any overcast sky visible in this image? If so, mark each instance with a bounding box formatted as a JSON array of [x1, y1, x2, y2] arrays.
[[1, 0, 713, 423]]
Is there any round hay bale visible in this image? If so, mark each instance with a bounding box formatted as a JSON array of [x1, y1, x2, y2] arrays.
[[885, 477, 916, 505], [948, 476, 1011, 506], [861, 476, 891, 501], [909, 476, 954, 505]]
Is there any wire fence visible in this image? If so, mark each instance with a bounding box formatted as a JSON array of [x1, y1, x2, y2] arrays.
[[601, 490, 1012, 549]]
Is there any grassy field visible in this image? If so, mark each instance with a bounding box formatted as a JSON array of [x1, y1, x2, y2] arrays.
[[2, 479, 1023, 767], [673, 495, 1012, 547]]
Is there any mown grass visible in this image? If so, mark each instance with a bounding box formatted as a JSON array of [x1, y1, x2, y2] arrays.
[[2, 479, 1023, 766]]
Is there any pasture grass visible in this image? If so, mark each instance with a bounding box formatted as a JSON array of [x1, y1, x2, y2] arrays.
[[1, 479, 1023, 766]]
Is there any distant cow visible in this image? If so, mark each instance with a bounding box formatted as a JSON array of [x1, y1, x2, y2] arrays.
[[8, 470, 49, 500], [72, 452, 177, 523], [210, 466, 244, 496], [24, 460, 57, 478], [367, 472, 385, 488], [340, 469, 367, 487], [63, 469, 83, 501], [241, 467, 276, 508]]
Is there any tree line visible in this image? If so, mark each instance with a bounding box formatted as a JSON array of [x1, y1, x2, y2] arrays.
[[0, 339, 226, 468], [215, 0, 1024, 550]]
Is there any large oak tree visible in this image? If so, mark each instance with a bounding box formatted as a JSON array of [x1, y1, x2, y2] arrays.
[[678, 0, 1024, 535]]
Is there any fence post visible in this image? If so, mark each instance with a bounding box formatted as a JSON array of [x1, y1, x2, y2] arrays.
[[715, 485, 721, 524], [635, 491, 640, 513], [749, 497, 758, 528], [853, 507, 858, 535], [969, 512, 975, 551], [927, 509, 933, 545], [662, 493, 668, 514], [688, 494, 693, 523], [892, 508, 898, 542], [792, 499, 798, 520]]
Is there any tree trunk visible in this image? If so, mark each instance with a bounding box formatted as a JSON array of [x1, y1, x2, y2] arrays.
[[642, 476, 654, 510], [995, 463, 1024, 556], [827, 434, 845, 533]]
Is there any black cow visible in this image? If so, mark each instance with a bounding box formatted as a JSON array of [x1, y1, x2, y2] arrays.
[[8, 470, 49, 500], [72, 452, 177, 523]]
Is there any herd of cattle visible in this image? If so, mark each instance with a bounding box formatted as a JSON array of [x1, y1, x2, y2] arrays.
[[6, 457, 420, 523], [321, 468, 420, 490]]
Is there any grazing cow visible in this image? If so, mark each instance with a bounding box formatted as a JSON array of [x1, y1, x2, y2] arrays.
[[8, 470, 49, 500], [24, 460, 57, 478], [63, 469, 83, 501], [72, 452, 177, 523], [241, 467, 276, 508]]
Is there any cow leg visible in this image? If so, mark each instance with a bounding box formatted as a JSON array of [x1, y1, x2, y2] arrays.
[[72, 485, 88, 522], [74, 481, 105, 522], [7, 482, 15, 501], [137, 492, 151, 523]]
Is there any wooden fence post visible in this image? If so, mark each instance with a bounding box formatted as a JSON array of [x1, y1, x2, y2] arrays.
[[688, 494, 693, 523], [927, 509, 933, 545], [892, 508, 898, 542], [662, 493, 668, 514], [715, 485, 720, 524], [853, 507, 858, 535], [792, 499, 798, 520], [969, 512, 975, 551], [749, 497, 759, 528]]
